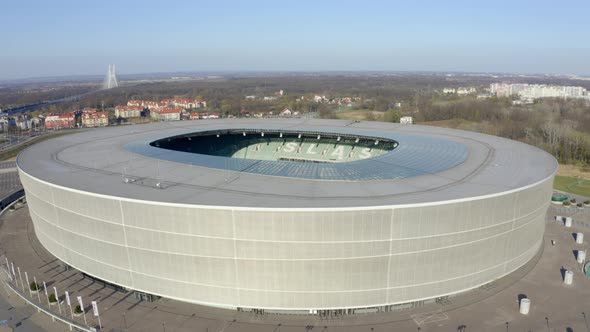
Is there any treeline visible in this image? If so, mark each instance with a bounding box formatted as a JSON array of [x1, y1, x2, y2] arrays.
[[2, 75, 485, 115], [4, 75, 590, 167], [0, 85, 95, 109], [412, 97, 590, 166]]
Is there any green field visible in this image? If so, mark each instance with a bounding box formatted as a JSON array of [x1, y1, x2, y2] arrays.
[[554, 175, 590, 197], [334, 109, 384, 121]]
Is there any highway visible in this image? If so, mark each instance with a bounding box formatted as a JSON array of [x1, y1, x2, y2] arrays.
[[2, 90, 97, 116]]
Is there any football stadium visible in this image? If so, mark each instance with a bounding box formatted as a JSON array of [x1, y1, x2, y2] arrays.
[[16, 118, 558, 313]]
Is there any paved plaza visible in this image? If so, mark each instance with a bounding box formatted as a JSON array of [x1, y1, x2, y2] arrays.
[[0, 203, 589, 332]]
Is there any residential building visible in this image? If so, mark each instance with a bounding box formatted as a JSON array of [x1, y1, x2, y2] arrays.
[[490, 83, 589, 100], [162, 98, 207, 109], [115, 106, 142, 119], [400, 116, 413, 124], [82, 112, 109, 127], [27, 117, 44, 130], [200, 112, 220, 119], [457, 87, 476, 95], [150, 108, 182, 121], [127, 100, 167, 110], [45, 112, 75, 129], [15, 115, 30, 130]]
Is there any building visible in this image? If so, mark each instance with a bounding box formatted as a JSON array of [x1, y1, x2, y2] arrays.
[[280, 108, 292, 116], [127, 100, 167, 110], [150, 108, 182, 121], [27, 116, 44, 131], [0, 118, 9, 132], [15, 115, 29, 130], [162, 98, 206, 109], [200, 112, 220, 119], [127, 100, 143, 107], [490, 83, 589, 100], [17, 119, 556, 313], [490, 83, 512, 97], [82, 111, 109, 127], [115, 106, 142, 119], [457, 87, 476, 95], [44, 112, 75, 129], [399, 116, 413, 124]]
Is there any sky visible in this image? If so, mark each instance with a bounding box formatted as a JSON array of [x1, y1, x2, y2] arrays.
[[1, 0, 590, 79]]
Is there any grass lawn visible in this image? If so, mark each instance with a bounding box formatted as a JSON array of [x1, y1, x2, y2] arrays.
[[335, 109, 384, 121], [554, 175, 590, 197]]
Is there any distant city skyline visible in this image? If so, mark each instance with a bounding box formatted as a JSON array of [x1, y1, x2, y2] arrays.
[[1, 0, 590, 80]]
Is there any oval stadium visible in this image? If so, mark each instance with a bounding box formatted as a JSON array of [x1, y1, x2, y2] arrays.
[[16, 118, 558, 312]]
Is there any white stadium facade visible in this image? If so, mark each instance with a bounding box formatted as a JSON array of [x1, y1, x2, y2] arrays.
[[17, 119, 557, 313]]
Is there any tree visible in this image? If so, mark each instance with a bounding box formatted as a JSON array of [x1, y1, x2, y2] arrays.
[[318, 104, 337, 119], [383, 109, 401, 123], [29, 282, 40, 291], [374, 98, 390, 112]]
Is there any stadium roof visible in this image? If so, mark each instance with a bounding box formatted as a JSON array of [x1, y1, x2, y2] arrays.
[[128, 128, 468, 181], [17, 119, 558, 208]]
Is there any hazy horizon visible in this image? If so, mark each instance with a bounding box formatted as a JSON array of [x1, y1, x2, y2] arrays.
[[2, 0, 589, 80]]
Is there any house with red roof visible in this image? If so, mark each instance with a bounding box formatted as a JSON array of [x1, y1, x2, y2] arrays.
[[127, 100, 166, 110], [150, 108, 182, 121], [82, 111, 109, 127], [45, 112, 75, 129], [162, 98, 206, 109]]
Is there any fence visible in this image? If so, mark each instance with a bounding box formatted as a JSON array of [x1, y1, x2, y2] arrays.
[[0, 193, 97, 332]]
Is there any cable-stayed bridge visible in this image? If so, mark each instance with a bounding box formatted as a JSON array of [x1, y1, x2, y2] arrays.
[[2, 65, 119, 116]]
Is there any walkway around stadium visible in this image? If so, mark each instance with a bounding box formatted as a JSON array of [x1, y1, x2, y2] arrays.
[[1, 202, 589, 331]]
